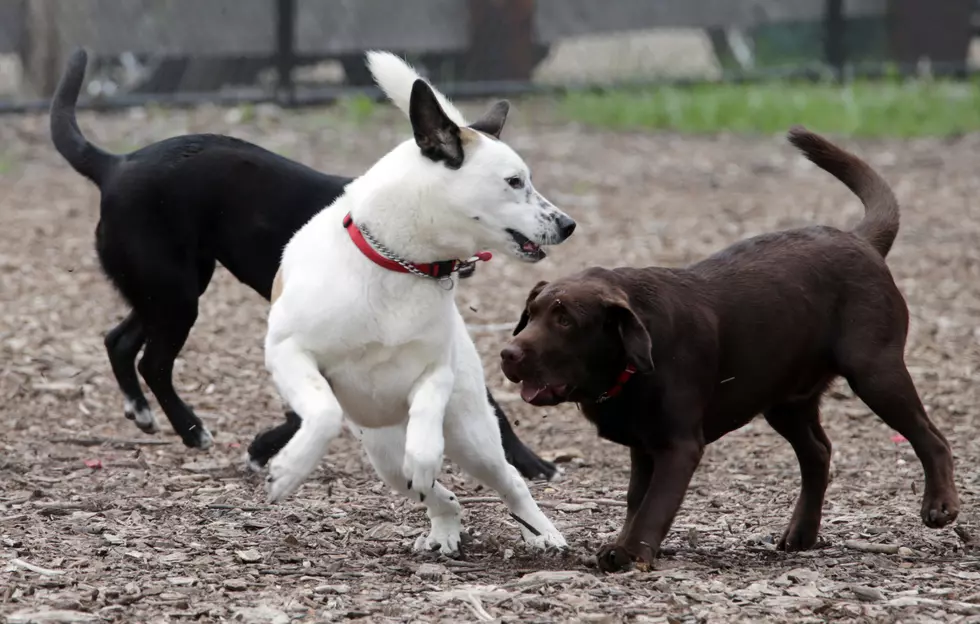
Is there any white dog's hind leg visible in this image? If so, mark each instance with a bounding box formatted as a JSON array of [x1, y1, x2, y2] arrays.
[[445, 395, 566, 550], [265, 337, 343, 502], [359, 424, 464, 555]]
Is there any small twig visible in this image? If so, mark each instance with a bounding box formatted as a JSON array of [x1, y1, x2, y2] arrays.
[[33, 502, 97, 516], [457, 496, 627, 508], [844, 540, 900, 554], [460, 593, 494, 621], [207, 504, 274, 512], [441, 560, 485, 570], [954, 526, 976, 548], [50, 436, 173, 448], [8, 558, 64, 576], [566, 497, 627, 508], [257, 568, 313, 576]]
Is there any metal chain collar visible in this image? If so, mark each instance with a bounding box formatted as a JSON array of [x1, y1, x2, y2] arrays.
[[357, 221, 457, 289]]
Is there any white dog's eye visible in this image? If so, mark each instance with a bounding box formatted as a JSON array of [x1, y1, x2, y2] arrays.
[[506, 176, 524, 190]]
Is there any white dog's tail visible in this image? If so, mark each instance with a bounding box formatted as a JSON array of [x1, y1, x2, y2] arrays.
[[365, 50, 468, 126]]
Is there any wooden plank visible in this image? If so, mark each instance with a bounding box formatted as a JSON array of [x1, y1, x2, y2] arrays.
[[464, 0, 537, 80], [534, 0, 888, 42], [22, 0, 59, 96], [22, 0, 895, 73], [39, 0, 468, 57], [0, 0, 25, 54], [48, 0, 276, 56], [889, 0, 973, 67], [294, 0, 468, 55]]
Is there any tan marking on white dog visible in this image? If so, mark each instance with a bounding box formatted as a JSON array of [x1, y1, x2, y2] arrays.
[[271, 268, 284, 304]]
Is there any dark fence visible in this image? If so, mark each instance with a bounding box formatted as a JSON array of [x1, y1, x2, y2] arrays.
[[0, 0, 974, 113]]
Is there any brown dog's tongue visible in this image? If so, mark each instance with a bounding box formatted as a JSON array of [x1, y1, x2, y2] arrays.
[[520, 382, 546, 403]]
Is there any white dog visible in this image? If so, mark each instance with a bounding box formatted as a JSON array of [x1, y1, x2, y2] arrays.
[[263, 51, 575, 553]]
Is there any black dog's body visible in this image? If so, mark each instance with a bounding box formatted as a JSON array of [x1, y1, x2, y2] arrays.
[[51, 49, 555, 479], [502, 128, 959, 570]]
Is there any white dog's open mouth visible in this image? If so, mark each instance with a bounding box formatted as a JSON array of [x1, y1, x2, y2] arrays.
[[506, 229, 546, 262]]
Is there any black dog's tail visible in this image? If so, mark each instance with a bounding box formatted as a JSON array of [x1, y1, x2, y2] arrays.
[[787, 126, 899, 258], [50, 48, 119, 186]]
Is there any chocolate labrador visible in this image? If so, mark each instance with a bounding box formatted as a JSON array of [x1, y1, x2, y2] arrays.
[[500, 127, 960, 572]]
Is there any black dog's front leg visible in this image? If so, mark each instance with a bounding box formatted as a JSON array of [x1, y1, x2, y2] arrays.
[[490, 389, 557, 481], [246, 389, 557, 481], [246, 410, 302, 470]]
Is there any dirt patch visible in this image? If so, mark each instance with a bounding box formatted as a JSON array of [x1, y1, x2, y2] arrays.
[[1, 104, 979, 622]]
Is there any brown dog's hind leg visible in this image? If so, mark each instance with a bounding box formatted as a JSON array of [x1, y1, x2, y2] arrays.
[[764, 396, 832, 551], [841, 350, 959, 529]]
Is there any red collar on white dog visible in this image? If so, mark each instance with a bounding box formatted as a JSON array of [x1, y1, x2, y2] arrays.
[[343, 213, 492, 280], [595, 365, 637, 403]]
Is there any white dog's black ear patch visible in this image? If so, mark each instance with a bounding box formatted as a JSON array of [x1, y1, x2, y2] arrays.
[[409, 79, 464, 169], [469, 100, 510, 139]]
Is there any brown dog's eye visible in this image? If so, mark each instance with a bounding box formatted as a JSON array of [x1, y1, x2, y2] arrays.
[[555, 312, 572, 328]]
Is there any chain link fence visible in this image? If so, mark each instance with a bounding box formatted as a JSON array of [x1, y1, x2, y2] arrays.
[[0, 0, 976, 112]]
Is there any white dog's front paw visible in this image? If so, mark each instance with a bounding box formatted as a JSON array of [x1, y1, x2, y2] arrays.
[[513, 515, 567, 550], [266, 439, 325, 503], [402, 443, 443, 501], [412, 514, 463, 555]]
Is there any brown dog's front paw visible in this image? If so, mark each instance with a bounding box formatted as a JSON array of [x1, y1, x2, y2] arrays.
[[922, 491, 959, 529], [777, 521, 820, 552], [596, 542, 653, 573]]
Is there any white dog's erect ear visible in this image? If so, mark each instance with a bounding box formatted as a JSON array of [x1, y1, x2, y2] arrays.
[[469, 100, 510, 139], [409, 79, 464, 169]]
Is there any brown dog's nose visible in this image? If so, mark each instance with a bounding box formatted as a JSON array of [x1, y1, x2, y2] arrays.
[[500, 344, 524, 363]]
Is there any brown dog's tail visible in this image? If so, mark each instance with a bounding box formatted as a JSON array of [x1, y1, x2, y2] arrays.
[[787, 126, 899, 257], [50, 48, 119, 187]]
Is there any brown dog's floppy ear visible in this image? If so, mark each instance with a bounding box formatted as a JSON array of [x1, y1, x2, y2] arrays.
[[513, 280, 549, 336], [603, 294, 654, 373], [469, 100, 510, 139], [408, 79, 464, 169]]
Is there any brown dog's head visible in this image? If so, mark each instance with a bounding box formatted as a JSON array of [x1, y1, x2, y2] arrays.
[[501, 275, 654, 406]]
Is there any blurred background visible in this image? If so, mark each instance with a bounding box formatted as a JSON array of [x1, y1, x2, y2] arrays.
[[3, 3, 980, 621], [0, 0, 978, 136]]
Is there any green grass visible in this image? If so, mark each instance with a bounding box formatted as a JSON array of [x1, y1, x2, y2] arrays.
[[559, 79, 980, 137], [335, 94, 379, 125]]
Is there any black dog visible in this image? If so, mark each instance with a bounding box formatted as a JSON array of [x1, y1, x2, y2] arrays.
[[50, 48, 556, 480], [501, 127, 959, 570]]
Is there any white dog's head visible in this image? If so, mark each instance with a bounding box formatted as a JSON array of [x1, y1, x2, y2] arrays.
[[363, 52, 576, 262]]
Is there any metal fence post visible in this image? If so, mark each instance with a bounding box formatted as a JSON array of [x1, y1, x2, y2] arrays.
[[465, 0, 537, 81], [275, 0, 296, 106], [823, 0, 846, 80]]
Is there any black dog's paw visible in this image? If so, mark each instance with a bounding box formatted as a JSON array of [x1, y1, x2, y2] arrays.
[[181, 425, 214, 451], [246, 431, 280, 469], [508, 447, 558, 481]]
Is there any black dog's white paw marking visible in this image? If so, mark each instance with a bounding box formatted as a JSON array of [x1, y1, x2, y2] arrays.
[[124, 400, 160, 434]]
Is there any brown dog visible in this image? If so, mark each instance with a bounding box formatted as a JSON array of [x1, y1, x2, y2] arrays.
[[501, 127, 960, 572]]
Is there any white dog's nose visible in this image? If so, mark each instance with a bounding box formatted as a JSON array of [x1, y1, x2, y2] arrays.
[[557, 215, 576, 240]]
